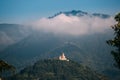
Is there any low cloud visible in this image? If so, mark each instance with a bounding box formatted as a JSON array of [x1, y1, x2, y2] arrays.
[[31, 14, 115, 35]]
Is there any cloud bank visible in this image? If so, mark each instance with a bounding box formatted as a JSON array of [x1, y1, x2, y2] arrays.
[[31, 14, 115, 35]]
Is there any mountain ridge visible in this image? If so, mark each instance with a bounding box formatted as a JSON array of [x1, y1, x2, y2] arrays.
[[49, 10, 111, 19]]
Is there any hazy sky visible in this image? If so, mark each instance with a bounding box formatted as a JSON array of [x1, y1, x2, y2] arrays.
[[0, 0, 120, 23]]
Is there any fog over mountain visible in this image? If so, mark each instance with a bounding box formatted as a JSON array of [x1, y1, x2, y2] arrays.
[[0, 24, 30, 51], [31, 10, 115, 35], [0, 10, 120, 80]]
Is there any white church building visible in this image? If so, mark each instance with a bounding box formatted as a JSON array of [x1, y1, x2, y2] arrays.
[[59, 53, 69, 61]]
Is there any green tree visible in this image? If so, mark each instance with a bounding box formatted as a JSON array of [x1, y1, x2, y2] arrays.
[[107, 13, 120, 69]]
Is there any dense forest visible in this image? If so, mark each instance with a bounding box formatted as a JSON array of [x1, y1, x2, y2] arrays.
[[8, 59, 108, 80]]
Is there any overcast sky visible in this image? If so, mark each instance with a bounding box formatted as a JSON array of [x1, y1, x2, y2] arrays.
[[0, 0, 120, 23]]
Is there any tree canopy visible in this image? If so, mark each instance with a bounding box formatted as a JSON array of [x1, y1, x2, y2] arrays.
[[107, 12, 120, 69], [10, 59, 107, 80]]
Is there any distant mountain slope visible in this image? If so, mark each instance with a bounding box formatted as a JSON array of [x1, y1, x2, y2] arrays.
[[9, 59, 108, 80], [0, 24, 30, 51], [46, 42, 85, 62], [0, 32, 65, 69]]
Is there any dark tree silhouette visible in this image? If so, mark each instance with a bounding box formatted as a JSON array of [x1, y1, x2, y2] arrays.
[[107, 13, 120, 69], [0, 60, 16, 79]]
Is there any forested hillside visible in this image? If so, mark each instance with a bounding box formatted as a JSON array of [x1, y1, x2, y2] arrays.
[[9, 59, 108, 80]]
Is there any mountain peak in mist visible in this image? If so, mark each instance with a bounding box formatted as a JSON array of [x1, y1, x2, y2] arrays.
[[49, 10, 110, 19]]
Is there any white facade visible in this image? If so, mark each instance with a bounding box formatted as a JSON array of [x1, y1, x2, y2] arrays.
[[59, 53, 69, 61]]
